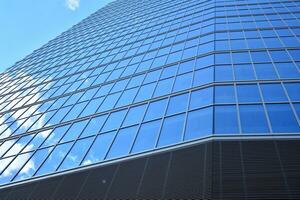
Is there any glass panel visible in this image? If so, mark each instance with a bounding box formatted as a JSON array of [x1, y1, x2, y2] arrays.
[[214, 105, 239, 134], [36, 142, 73, 176], [184, 107, 213, 140], [59, 137, 94, 170], [134, 82, 156, 102], [193, 67, 213, 86], [0, 152, 32, 184], [172, 72, 193, 92], [153, 78, 174, 97], [82, 131, 116, 165], [144, 98, 168, 121], [14, 147, 53, 181], [254, 63, 278, 80], [101, 109, 127, 132], [131, 120, 161, 153], [81, 115, 108, 138], [22, 130, 51, 152], [239, 105, 269, 133], [189, 87, 213, 109], [61, 120, 89, 142], [215, 85, 235, 104], [79, 97, 104, 117], [261, 83, 288, 102], [266, 104, 300, 133], [106, 126, 138, 159], [284, 83, 300, 101], [237, 84, 261, 103], [41, 125, 70, 147], [157, 114, 185, 147], [215, 65, 234, 82], [4, 135, 33, 157], [166, 93, 189, 115], [122, 104, 147, 127], [234, 64, 256, 80]]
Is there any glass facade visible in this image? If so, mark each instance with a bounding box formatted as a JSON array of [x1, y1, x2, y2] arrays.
[[0, 0, 300, 187]]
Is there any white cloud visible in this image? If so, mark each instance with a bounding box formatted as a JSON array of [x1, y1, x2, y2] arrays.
[[65, 0, 80, 11]]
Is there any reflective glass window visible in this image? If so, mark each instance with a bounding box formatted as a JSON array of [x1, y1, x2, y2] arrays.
[[214, 105, 239, 134], [261, 84, 288, 102], [36, 142, 73, 176], [132, 120, 161, 153], [81, 115, 108, 138], [106, 126, 138, 159], [267, 104, 300, 133], [59, 137, 94, 170], [82, 131, 116, 165], [239, 105, 269, 133], [285, 83, 300, 101], [166, 93, 189, 115], [237, 84, 261, 103], [215, 85, 235, 103], [184, 107, 213, 140], [102, 109, 127, 132], [122, 104, 147, 127], [61, 120, 89, 142], [144, 98, 168, 121], [158, 114, 185, 147]]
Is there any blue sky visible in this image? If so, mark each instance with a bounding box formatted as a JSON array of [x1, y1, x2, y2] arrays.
[[0, 0, 114, 73]]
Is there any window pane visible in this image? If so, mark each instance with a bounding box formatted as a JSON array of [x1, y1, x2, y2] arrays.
[[284, 83, 300, 101], [61, 120, 89, 142], [215, 65, 234, 82], [234, 64, 256, 80], [42, 125, 70, 147], [214, 105, 239, 134], [122, 104, 147, 127], [239, 105, 269, 133], [0, 152, 32, 184], [266, 104, 300, 133], [59, 137, 94, 170], [153, 78, 174, 97], [36, 142, 73, 176], [14, 147, 53, 181], [81, 115, 108, 138], [166, 93, 189, 115], [237, 84, 261, 103], [254, 63, 278, 80], [190, 87, 213, 109], [106, 126, 138, 159], [144, 98, 168, 121], [102, 109, 127, 132], [82, 131, 116, 165], [158, 114, 185, 147], [132, 120, 161, 153], [184, 107, 213, 140], [116, 88, 139, 107], [193, 67, 213, 86], [173, 73, 193, 92], [134, 82, 156, 102], [215, 85, 235, 103], [261, 84, 288, 102]]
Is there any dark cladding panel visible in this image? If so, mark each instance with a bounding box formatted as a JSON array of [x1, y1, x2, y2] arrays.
[[212, 141, 246, 200], [163, 143, 208, 199], [106, 158, 146, 199], [0, 139, 300, 199], [276, 140, 300, 198], [4, 183, 37, 200], [52, 171, 89, 199], [137, 153, 170, 199], [28, 176, 63, 199], [242, 140, 288, 199], [77, 164, 118, 199]]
